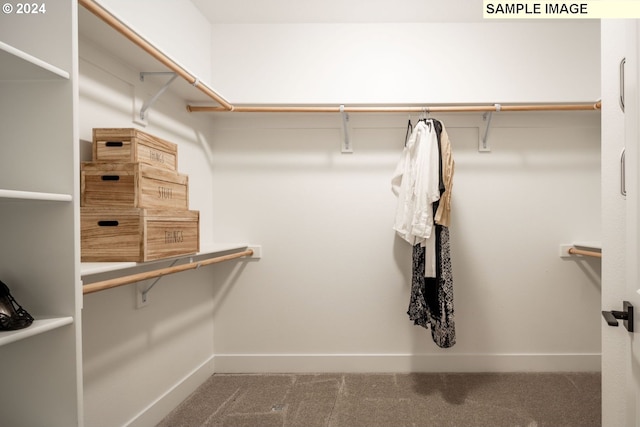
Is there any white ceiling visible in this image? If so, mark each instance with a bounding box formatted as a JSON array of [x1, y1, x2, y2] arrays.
[[190, 0, 485, 24]]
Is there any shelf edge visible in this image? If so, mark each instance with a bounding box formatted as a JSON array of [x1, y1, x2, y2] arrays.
[[81, 242, 251, 277], [0, 40, 70, 80], [0, 317, 74, 347]]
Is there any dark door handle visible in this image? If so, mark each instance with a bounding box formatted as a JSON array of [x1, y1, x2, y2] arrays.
[[602, 310, 624, 326], [602, 301, 634, 332]]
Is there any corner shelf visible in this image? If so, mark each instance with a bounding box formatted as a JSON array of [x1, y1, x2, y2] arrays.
[[0, 316, 74, 347], [0, 41, 70, 80]]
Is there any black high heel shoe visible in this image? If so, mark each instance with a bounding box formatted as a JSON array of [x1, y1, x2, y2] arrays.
[[0, 280, 34, 331]]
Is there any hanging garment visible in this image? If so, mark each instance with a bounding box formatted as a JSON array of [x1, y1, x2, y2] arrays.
[[408, 225, 455, 348], [391, 120, 441, 277], [434, 124, 454, 227], [393, 118, 456, 348]]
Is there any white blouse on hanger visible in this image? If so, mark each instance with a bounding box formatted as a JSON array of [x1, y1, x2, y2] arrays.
[[391, 120, 441, 277]]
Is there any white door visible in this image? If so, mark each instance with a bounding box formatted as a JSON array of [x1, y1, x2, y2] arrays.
[[620, 19, 640, 427], [602, 19, 640, 427], [628, 20, 640, 425]]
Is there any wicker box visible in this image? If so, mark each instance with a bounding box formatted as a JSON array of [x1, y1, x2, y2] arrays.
[[81, 208, 200, 262], [81, 162, 189, 209], [93, 128, 178, 170]]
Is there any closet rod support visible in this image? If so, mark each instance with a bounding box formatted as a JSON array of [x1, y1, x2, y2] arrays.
[[480, 104, 500, 152], [481, 112, 492, 152], [139, 71, 178, 121], [340, 104, 352, 153], [140, 259, 180, 303], [140, 71, 175, 82]]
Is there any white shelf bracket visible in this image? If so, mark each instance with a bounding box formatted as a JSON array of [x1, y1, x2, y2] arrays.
[[139, 71, 178, 121], [340, 105, 353, 154], [480, 103, 500, 152], [139, 258, 181, 306]]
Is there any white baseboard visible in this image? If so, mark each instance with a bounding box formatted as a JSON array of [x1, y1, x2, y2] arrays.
[[213, 353, 602, 373], [125, 355, 216, 427]]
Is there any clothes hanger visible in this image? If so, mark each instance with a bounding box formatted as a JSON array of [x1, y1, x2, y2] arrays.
[[418, 107, 433, 123], [404, 115, 413, 147]]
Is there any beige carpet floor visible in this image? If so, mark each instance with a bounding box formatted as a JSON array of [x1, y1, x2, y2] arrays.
[[157, 372, 601, 427]]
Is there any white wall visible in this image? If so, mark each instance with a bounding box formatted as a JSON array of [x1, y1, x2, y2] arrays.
[[78, 35, 220, 427], [77, 3, 227, 425], [208, 110, 602, 373], [209, 21, 600, 105], [203, 19, 602, 372], [93, 0, 213, 85]]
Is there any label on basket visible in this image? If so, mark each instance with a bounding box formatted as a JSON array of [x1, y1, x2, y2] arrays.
[[165, 230, 184, 244], [158, 186, 173, 199], [149, 148, 165, 164]]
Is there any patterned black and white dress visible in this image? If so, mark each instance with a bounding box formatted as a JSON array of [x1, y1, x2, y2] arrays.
[[403, 119, 456, 348], [408, 226, 455, 348]]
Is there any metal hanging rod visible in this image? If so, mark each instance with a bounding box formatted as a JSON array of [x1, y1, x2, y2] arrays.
[[82, 249, 254, 295], [80, 0, 602, 116]]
